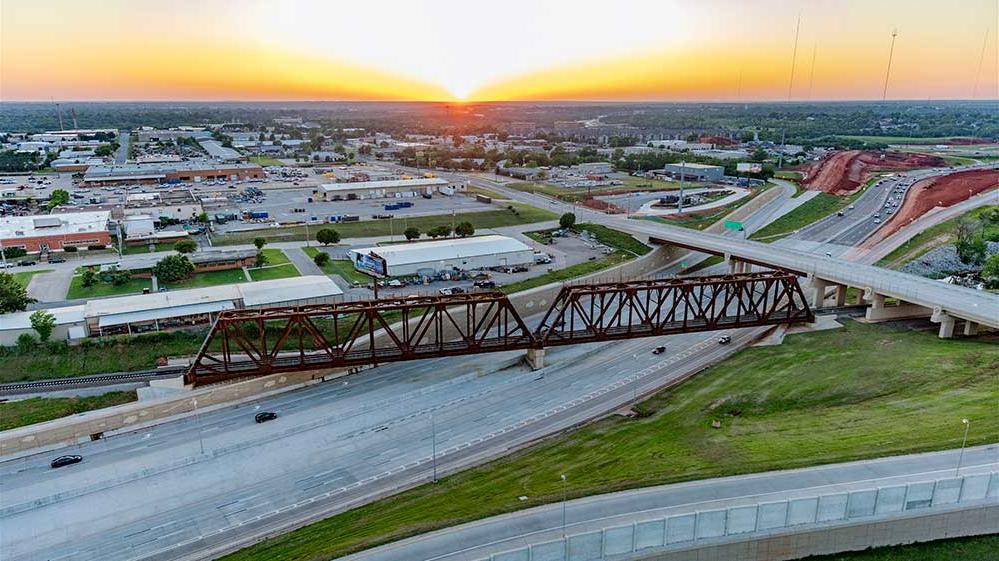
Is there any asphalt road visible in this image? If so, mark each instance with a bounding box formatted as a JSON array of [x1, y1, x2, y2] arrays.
[[341, 445, 999, 561], [115, 131, 130, 165]]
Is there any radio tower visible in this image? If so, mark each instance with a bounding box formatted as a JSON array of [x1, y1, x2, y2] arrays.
[[881, 29, 898, 101]]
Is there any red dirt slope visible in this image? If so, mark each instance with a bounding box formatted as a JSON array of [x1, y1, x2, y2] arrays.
[[803, 150, 946, 195], [867, 169, 998, 245]]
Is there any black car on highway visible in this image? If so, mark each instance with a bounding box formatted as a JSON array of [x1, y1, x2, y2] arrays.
[[50, 455, 82, 469], [254, 411, 278, 423]]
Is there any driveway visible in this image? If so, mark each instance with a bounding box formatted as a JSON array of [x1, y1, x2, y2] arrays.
[[27, 270, 73, 302]]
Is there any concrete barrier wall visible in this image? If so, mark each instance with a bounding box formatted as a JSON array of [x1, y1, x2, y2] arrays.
[[0, 368, 337, 456], [481, 472, 999, 561]]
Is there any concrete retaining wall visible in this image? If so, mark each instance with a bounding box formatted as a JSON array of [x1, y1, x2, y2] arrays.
[[480, 472, 999, 561]]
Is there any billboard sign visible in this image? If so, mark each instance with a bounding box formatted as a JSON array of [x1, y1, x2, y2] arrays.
[[354, 251, 387, 278], [736, 162, 762, 173]]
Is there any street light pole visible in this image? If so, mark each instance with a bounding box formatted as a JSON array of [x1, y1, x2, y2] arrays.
[[431, 413, 438, 484], [193, 398, 205, 456], [956, 418, 970, 476], [560, 473, 567, 539]]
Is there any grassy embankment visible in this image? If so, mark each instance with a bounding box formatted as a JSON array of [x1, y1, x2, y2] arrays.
[[0, 391, 138, 431], [219, 320, 998, 561], [750, 178, 879, 242], [211, 204, 557, 246], [302, 247, 372, 285], [877, 205, 999, 269], [246, 248, 300, 281]]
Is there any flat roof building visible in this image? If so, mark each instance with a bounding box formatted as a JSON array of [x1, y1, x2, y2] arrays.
[[348, 235, 534, 277], [199, 139, 246, 162], [661, 162, 725, 182], [315, 177, 454, 201], [82, 162, 264, 187], [0, 211, 111, 253]]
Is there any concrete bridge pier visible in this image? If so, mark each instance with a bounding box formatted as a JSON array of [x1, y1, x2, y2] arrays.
[[931, 308, 957, 339], [963, 321, 979, 336], [809, 277, 829, 308], [525, 348, 545, 370], [833, 284, 848, 307]]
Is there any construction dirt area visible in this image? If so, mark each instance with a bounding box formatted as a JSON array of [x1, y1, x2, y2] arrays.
[[865, 169, 998, 246], [801, 150, 946, 195]]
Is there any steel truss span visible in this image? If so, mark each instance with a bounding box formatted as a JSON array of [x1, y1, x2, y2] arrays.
[[186, 271, 813, 386]]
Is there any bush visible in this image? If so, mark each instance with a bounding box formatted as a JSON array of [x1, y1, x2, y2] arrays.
[[313, 252, 331, 267], [559, 212, 577, 229], [1, 247, 27, 259], [316, 228, 341, 246], [86, 244, 107, 251], [454, 221, 475, 237], [16, 333, 35, 352], [404, 227, 420, 241], [173, 240, 198, 254], [63, 246, 78, 253]]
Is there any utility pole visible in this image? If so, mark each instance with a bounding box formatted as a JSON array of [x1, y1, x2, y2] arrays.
[[882, 29, 898, 102], [972, 29, 990, 99], [807, 43, 818, 101], [956, 418, 970, 476], [787, 14, 801, 102], [678, 162, 685, 214], [431, 413, 438, 483], [560, 474, 568, 539]]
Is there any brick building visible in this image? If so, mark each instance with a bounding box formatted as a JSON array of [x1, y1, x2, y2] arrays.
[[0, 211, 111, 254]]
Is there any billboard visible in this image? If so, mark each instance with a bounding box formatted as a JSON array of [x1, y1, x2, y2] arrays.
[[354, 252, 387, 278], [736, 162, 762, 173]]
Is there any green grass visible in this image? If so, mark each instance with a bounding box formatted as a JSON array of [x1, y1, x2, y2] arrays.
[[162, 268, 248, 289], [0, 331, 206, 383], [10, 269, 52, 288], [213, 204, 557, 246], [248, 155, 284, 166], [774, 170, 804, 180], [248, 264, 300, 281], [0, 391, 138, 431], [303, 248, 372, 284], [877, 205, 999, 269], [510, 179, 681, 203], [220, 321, 998, 561], [750, 193, 842, 241], [807, 535, 999, 560], [500, 251, 632, 293], [258, 248, 291, 266], [526, 223, 651, 257], [67, 275, 151, 299], [121, 242, 178, 255]]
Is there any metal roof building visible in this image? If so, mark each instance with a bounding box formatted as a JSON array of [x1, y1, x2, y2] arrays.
[[348, 235, 534, 277], [315, 177, 451, 200]]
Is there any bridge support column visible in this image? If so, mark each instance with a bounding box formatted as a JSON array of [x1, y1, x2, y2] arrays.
[[834, 285, 848, 307], [937, 314, 956, 338], [865, 293, 933, 322], [963, 322, 979, 336], [810, 278, 829, 308], [525, 348, 545, 370]]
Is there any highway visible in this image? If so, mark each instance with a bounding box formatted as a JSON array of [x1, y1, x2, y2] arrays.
[[1, 327, 760, 561], [340, 446, 999, 561]]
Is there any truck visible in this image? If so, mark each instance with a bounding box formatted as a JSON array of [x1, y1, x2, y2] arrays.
[[533, 252, 552, 264], [248, 211, 269, 219], [475, 194, 492, 204]]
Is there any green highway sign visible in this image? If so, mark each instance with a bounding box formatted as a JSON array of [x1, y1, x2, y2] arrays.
[[724, 220, 744, 231]]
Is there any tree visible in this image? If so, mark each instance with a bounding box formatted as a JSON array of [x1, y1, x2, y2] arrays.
[[174, 240, 198, 254], [80, 267, 98, 288], [982, 253, 999, 289], [404, 227, 420, 241], [197, 212, 209, 224], [313, 251, 330, 267], [152, 254, 194, 283], [954, 219, 987, 266], [428, 225, 452, 239], [30, 309, 56, 342], [106, 266, 131, 286], [16, 333, 36, 352], [253, 237, 267, 251], [454, 221, 475, 238], [0, 271, 35, 313], [255, 251, 268, 268], [559, 212, 577, 230], [47, 189, 70, 210], [316, 228, 340, 246]]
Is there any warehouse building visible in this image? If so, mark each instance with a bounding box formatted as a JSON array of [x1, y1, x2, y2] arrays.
[[314, 177, 458, 201], [0, 305, 87, 346], [82, 162, 265, 187], [0, 211, 111, 254], [348, 235, 534, 277], [659, 162, 725, 182]]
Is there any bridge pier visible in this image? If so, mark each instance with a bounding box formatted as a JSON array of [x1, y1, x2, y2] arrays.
[[833, 285, 848, 307], [525, 348, 545, 370], [936, 314, 956, 338], [963, 321, 979, 336], [864, 293, 933, 323], [810, 278, 829, 308]]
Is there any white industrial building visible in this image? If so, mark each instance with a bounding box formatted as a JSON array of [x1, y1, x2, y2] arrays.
[[314, 177, 458, 201], [348, 235, 534, 277], [0, 276, 342, 344]]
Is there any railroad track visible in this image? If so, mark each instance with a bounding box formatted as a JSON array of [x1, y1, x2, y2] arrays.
[[0, 366, 188, 396]]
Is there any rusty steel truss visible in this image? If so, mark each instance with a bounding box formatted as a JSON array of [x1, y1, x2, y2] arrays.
[[186, 271, 813, 386]]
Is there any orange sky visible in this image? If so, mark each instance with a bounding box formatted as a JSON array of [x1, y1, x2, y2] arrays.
[[1, 0, 997, 102]]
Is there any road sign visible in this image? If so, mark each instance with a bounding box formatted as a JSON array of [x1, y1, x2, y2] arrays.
[[724, 220, 744, 231]]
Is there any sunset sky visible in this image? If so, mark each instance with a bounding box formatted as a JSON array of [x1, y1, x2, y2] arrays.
[[2, 0, 997, 102]]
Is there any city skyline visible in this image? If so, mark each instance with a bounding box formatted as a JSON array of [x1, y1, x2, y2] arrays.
[[2, 0, 998, 102]]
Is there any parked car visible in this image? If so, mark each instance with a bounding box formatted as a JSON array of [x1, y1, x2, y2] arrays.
[[254, 411, 278, 423], [18, 261, 36, 267], [48, 257, 66, 263], [718, 335, 731, 345], [474, 280, 496, 289], [50, 455, 83, 469]]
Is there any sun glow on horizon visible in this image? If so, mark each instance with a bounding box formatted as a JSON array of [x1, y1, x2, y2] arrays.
[[1, 0, 997, 102]]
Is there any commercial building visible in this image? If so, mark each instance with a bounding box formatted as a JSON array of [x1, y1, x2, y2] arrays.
[[0, 211, 111, 253], [314, 177, 456, 201], [123, 191, 203, 221], [0, 276, 343, 344], [106, 249, 256, 274], [82, 162, 265, 187], [348, 235, 534, 277], [199, 139, 246, 162], [661, 162, 725, 182]]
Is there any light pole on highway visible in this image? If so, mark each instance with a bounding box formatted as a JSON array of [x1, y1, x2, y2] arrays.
[[956, 418, 970, 476], [560, 473, 567, 539], [192, 398, 205, 456], [431, 413, 438, 484]]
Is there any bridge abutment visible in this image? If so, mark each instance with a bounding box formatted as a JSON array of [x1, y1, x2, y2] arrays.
[[525, 348, 545, 370]]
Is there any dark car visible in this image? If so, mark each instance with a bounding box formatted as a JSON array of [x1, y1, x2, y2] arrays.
[[50, 455, 83, 469], [48, 257, 66, 263], [254, 411, 278, 423], [474, 280, 496, 289], [652, 345, 667, 355], [18, 261, 36, 267]]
